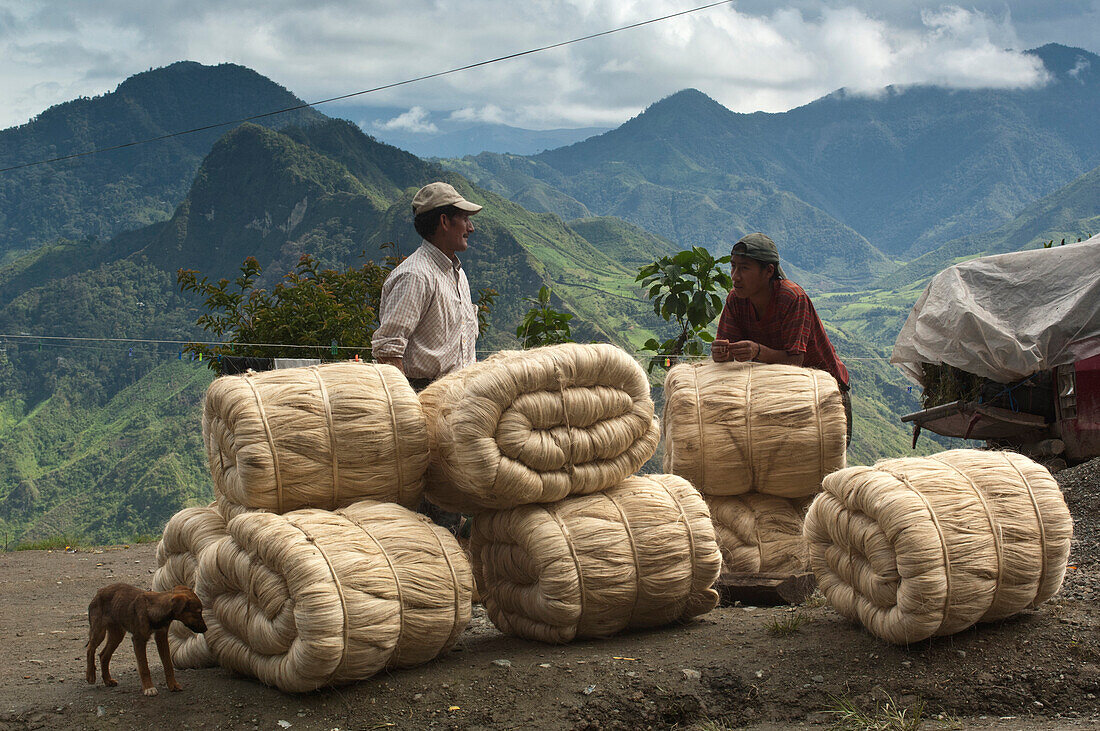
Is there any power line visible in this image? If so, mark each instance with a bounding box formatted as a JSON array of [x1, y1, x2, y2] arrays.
[[0, 332, 895, 360], [0, 0, 737, 175]]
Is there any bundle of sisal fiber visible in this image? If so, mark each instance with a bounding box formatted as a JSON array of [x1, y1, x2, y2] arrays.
[[203, 362, 428, 513], [705, 494, 810, 574], [153, 503, 229, 668], [470, 474, 721, 643], [419, 343, 660, 513], [803, 449, 1073, 644], [662, 361, 846, 498], [196, 500, 472, 692]]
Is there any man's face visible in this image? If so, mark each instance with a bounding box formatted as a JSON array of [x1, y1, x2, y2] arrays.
[[730, 254, 773, 300], [436, 211, 474, 257]]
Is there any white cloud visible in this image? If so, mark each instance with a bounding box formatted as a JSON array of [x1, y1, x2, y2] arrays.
[[373, 106, 438, 134], [0, 0, 1095, 131], [1069, 55, 1092, 80], [448, 105, 508, 125]]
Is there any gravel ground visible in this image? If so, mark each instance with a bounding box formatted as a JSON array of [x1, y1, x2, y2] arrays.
[[1060, 457, 1100, 566], [0, 456, 1097, 730]]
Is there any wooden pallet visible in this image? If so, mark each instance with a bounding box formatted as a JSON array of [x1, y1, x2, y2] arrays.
[[715, 571, 816, 606]]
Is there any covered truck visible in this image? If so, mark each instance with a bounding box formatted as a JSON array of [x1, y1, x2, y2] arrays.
[[891, 234, 1100, 466]]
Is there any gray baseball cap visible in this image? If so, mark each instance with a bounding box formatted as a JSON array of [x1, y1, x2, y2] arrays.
[[731, 232, 786, 279]]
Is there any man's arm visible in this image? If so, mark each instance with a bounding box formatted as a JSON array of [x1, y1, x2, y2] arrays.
[[371, 270, 430, 373], [712, 293, 739, 362], [728, 341, 804, 365], [719, 285, 811, 365]]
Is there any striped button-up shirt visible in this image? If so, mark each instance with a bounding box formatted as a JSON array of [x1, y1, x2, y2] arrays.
[[371, 242, 478, 380]]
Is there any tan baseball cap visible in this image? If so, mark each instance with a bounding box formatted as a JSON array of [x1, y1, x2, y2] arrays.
[[412, 182, 483, 216]]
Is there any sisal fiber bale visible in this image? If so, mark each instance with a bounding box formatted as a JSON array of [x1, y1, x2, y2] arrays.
[[706, 494, 810, 575], [662, 361, 846, 498], [470, 474, 721, 643], [196, 500, 472, 692], [203, 362, 428, 513], [153, 503, 229, 668], [803, 449, 1073, 644], [419, 343, 660, 512]]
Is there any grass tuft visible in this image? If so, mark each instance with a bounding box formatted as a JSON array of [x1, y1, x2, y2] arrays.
[[765, 611, 807, 635], [14, 534, 89, 552], [825, 693, 925, 730], [803, 589, 829, 608]]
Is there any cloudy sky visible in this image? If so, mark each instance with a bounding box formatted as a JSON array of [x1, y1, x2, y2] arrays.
[[1, 0, 1098, 132]]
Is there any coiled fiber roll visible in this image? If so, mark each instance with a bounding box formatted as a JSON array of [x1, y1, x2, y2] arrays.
[[662, 361, 846, 498], [196, 500, 472, 692], [153, 504, 229, 668], [471, 474, 721, 643], [706, 494, 810, 574], [203, 362, 428, 513], [803, 449, 1073, 644], [419, 343, 660, 512]]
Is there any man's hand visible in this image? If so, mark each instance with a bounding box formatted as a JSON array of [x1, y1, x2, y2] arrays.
[[712, 339, 732, 362], [375, 356, 405, 374], [728, 340, 759, 362]]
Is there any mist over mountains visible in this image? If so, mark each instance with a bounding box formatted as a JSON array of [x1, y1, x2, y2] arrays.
[[447, 44, 1100, 270]]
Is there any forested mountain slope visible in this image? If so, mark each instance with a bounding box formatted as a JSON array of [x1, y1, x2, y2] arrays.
[[0, 61, 323, 262]]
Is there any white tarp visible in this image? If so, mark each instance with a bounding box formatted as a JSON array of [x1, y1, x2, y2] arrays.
[[891, 235, 1100, 385]]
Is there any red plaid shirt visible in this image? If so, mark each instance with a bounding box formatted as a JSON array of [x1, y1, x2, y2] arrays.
[[716, 279, 849, 390]]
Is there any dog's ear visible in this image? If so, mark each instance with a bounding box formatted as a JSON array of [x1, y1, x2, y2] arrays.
[[170, 592, 190, 617], [147, 591, 189, 625]]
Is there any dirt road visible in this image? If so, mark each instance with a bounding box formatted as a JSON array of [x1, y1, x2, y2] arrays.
[[1, 460, 1098, 731]]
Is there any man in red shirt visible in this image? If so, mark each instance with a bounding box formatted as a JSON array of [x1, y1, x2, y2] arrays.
[[712, 233, 852, 444]]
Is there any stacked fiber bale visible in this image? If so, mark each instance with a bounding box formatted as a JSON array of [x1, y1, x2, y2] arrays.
[[420, 344, 721, 643], [706, 494, 811, 574], [203, 362, 428, 513], [153, 503, 232, 668], [418, 343, 661, 512], [196, 500, 472, 692], [471, 474, 721, 643], [153, 361, 456, 690], [663, 361, 846, 497], [803, 449, 1073, 644], [662, 361, 847, 574]]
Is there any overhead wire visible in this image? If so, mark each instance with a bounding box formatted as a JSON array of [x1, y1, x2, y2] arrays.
[[0, 0, 899, 365], [0, 333, 894, 360], [0, 0, 737, 174]]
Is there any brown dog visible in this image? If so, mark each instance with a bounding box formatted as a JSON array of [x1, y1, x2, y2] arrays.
[[86, 583, 207, 696]]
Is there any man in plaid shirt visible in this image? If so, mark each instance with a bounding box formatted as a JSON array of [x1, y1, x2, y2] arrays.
[[712, 233, 852, 444], [372, 181, 482, 392], [373, 181, 484, 537]]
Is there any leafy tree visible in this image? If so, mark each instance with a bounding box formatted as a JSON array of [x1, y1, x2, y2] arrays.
[[177, 251, 399, 372], [178, 248, 499, 374], [516, 286, 574, 348], [475, 287, 500, 338], [636, 247, 732, 372]]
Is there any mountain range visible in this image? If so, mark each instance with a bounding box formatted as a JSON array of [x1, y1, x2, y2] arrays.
[[2, 49, 1099, 545], [444, 44, 1100, 279]]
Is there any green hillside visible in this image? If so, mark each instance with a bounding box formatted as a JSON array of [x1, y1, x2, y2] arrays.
[[0, 110, 944, 546], [8, 52, 1095, 546], [878, 162, 1100, 288], [0, 61, 323, 262], [0, 118, 674, 544], [444, 151, 894, 291]]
